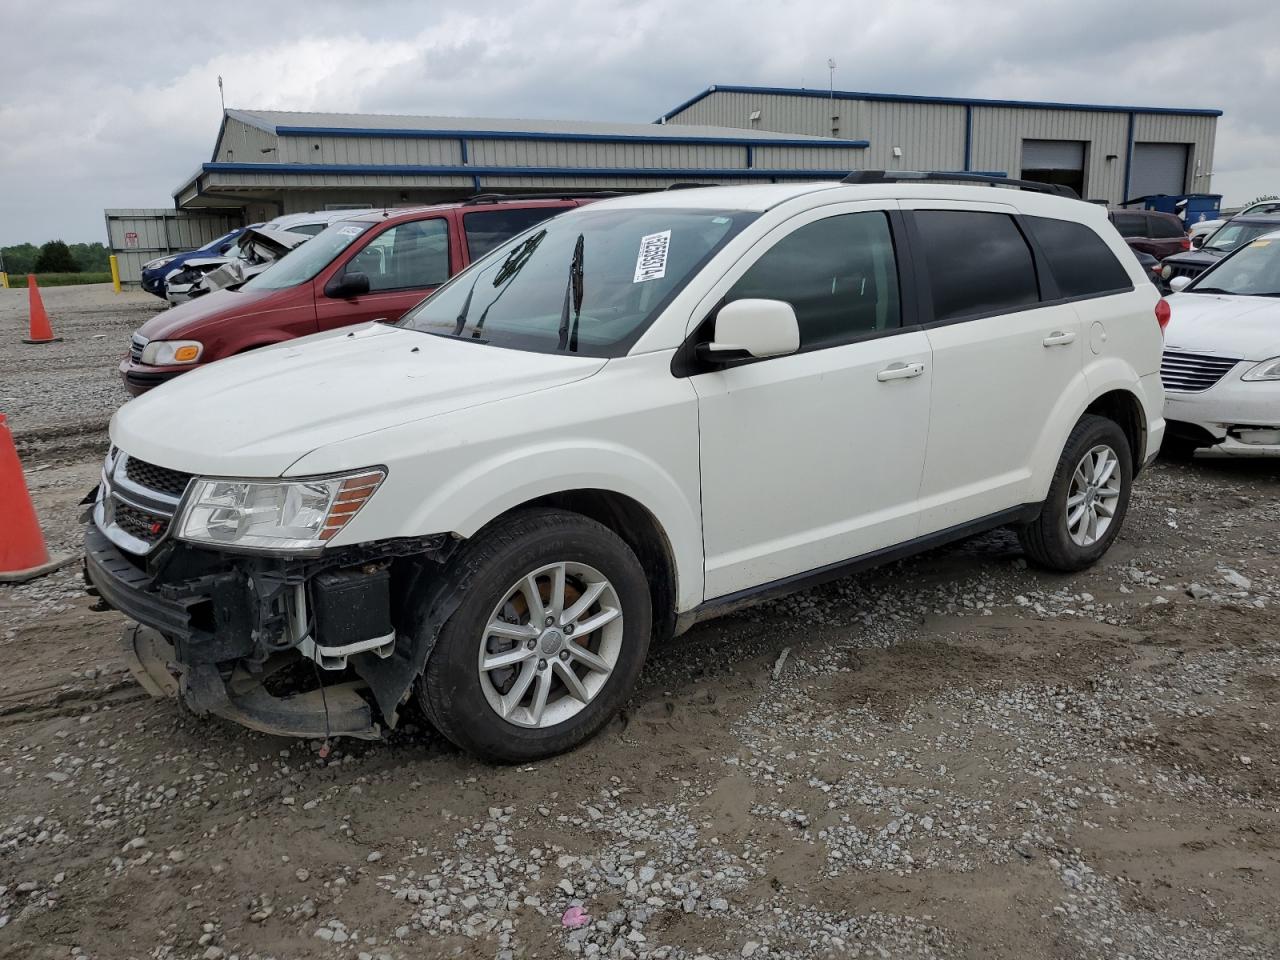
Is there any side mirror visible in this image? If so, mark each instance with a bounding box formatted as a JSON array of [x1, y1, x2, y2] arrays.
[[1169, 275, 1192, 293], [699, 298, 800, 363], [325, 271, 371, 299], [1191, 235, 1205, 249]]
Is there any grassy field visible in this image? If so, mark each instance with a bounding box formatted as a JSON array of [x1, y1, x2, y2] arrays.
[[4, 272, 112, 288]]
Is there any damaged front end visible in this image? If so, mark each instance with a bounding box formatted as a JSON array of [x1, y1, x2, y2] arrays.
[[83, 448, 457, 740]]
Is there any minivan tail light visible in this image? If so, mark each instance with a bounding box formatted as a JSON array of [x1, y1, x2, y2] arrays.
[[1180, 237, 1191, 251], [1155, 298, 1171, 335]]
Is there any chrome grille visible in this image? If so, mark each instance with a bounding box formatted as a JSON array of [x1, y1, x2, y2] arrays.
[[124, 457, 193, 498], [1165, 262, 1206, 282], [129, 333, 147, 363], [1161, 350, 1239, 393]]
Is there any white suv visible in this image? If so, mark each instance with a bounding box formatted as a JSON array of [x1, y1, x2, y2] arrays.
[[86, 174, 1167, 761]]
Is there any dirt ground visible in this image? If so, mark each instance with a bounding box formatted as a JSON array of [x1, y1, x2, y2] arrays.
[[2, 286, 1278, 960]]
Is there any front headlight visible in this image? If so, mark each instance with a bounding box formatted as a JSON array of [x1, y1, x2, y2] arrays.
[[145, 256, 177, 271], [1242, 357, 1280, 382], [1161, 264, 1173, 279], [140, 340, 203, 365], [177, 469, 385, 552]]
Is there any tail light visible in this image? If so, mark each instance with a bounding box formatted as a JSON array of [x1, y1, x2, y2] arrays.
[[1155, 298, 1171, 335], [1180, 237, 1191, 251]]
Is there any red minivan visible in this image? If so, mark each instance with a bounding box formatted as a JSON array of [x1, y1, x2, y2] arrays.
[[120, 197, 593, 395]]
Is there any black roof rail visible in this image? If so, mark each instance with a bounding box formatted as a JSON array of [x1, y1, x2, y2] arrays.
[[664, 182, 717, 191], [841, 170, 1079, 199], [461, 190, 631, 205]]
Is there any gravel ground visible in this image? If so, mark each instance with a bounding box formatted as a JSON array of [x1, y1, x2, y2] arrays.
[[2, 287, 1278, 959]]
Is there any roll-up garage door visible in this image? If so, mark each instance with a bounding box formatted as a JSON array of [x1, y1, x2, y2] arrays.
[[1129, 143, 1188, 199], [1022, 140, 1086, 171]]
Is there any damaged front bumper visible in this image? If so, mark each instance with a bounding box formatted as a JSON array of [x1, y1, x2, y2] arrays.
[[84, 519, 454, 740]]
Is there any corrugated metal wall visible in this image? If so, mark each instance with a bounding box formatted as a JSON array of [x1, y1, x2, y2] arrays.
[[215, 120, 279, 161], [856, 101, 966, 171], [104, 209, 244, 284]]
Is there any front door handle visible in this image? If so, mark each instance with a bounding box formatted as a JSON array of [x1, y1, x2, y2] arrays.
[[1042, 331, 1077, 347], [877, 361, 926, 382]]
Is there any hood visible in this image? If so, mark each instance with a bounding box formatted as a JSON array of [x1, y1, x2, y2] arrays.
[[1164, 250, 1222, 268], [134, 286, 288, 340], [110, 323, 607, 476], [1164, 293, 1280, 360]]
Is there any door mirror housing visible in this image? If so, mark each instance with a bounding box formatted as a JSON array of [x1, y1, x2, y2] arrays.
[[325, 271, 371, 299], [699, 299, 800, 363], [1168, 275, 1192, 293], [1191, 234, 1205, 249]]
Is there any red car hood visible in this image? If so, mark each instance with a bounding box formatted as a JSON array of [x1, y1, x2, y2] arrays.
[[134, 287, 290, 340]]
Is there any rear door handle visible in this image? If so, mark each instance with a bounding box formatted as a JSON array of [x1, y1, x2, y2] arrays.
[[1042, 331, 1077, 347], [877, 361, 926, 382]]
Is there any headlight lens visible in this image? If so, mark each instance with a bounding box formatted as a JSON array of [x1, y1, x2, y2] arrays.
[[140, 340, 203, 365], [177, 469, 385, 551], [1161, 264, 1173, 279], [145, 256, 176, 271], [1242, 357, 1280, 382]]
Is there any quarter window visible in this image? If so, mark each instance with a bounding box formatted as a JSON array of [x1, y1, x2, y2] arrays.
[[344, 219, 450, 291], [914, 210, 1039, 322], [1112, 213, 1147, 239], [726, 212, 901, 350], [1023, 216, 1132, 298]]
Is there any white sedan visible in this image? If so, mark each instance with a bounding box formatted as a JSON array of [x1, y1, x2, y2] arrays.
[[1162, 230, 1280, 457]]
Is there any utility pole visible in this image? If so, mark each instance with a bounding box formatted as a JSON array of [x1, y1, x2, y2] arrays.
[[827, 58, 838, 136], [218, 75, 225, 112]]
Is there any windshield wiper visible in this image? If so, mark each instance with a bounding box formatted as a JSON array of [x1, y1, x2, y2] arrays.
[[1190, 286, 1234, 295], [557, 234, 585, 352], [448, 231, 547, 338]]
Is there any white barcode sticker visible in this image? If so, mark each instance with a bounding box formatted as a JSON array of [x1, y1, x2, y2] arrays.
[[633, 230, 671, 283]]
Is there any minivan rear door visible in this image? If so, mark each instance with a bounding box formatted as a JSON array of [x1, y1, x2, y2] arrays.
[[314, 216, 453, 331]]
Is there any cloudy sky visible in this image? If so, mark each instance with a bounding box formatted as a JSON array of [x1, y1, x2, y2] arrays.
[[3, 0, 1278, 245]]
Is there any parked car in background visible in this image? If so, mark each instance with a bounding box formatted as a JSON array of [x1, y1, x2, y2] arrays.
[[91, 175, 1166, 760], [120, 197, 595, 395], [168, 226, 311, 301], [140, 227, 257, 300], [1109, 208, 1190, 259], [1132, 250, 1165, 289], [162, 210, 360, 305], [1159, 213, 1280, 288], [1188, 199, 1280, 242], [1161, 230, 1280, 458]]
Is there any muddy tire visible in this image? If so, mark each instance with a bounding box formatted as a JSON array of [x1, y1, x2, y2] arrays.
[[416, 508, 651, 762], [1019, 415, 1133, 572]]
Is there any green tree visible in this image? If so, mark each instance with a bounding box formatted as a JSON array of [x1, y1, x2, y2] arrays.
[[33, 240, 79, 273], [68, 242, 109, 272], [0, 243, 38, 275]]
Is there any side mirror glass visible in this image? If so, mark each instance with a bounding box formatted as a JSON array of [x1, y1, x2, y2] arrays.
[[325, 271, 371, 299], [1191, 235, 1205, 249], [1168, 275, 1192, 293], [699, 298, 800, 363]]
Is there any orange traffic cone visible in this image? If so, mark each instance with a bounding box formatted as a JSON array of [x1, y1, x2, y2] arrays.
[[23, 276, 61, 344], [0, 414, 72, 583]]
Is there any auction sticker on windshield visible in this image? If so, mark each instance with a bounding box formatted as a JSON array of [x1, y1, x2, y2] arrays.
[[634, 230, 671, 283]]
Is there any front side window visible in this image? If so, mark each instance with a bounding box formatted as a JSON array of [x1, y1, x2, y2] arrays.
[[464, 207, 571, 260], [1190, 237, 1280, 296], [1204, 221, 1279, 254], [244, 221, 371, 292], [1113, 214, 1147, 239], [400, 208, 754, 357], [343, 219, 450, 292], [1023, 216, 1132, 299], [1149, 216, 1186, 239], [725, 212, 901, 350], [914, 210, 1039, 322]]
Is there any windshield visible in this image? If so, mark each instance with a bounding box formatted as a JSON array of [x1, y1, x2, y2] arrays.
[[398, 207, 755, 357], [1204, 221, 1279, 253], [1189, 235, 1280, 296], [243, 221, 371, 291]]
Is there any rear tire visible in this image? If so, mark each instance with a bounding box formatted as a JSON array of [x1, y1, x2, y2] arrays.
[[416, 508, 651, 762], [1019, 415, 1132, 572]]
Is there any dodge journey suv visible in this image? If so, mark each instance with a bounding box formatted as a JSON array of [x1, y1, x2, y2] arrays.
[[85, 173, 1167, 761]]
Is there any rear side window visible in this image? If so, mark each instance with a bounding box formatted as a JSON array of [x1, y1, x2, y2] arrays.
[[285, 222, 328, 237], [1112, 213, 1147, 238], [1023, 216, 1133, 298], [913, 210, 1038, 322], [1149, 216, 1186, 239], [726, 211, 901, 350], [464, 207, 569, 260]]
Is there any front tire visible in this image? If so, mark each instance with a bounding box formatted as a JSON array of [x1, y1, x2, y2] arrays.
[[1018, 415, 1133, 572], [416, 508, 651, 762]]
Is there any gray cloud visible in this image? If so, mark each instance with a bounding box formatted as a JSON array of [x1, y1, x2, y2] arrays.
[[2, 0, 1277, 244]]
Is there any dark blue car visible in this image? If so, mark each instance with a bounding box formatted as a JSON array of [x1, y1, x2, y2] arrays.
[[139, 225, 260, 299]]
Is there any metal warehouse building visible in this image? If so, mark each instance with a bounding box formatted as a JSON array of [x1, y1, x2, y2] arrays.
[[659, 84, 1221, 205]]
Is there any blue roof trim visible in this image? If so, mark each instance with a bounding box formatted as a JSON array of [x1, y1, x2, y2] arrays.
[[273, 124, 868, 149], [658, 84, 1223, 120], [202, 161, 867, 179]]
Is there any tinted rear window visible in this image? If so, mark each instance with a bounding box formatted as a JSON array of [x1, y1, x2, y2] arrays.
[[1024, 216, 1133, 299], [914, 210, 1039, 322], [464, 207, 571, 260], [1148, 216, 1186, 239], [1112, 213, 1147, 238]]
